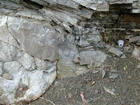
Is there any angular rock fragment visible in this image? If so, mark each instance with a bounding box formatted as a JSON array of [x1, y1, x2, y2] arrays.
[[0, 62, 3, 76], [59, 39, 78, 64], [108, 47, 123, 57], [0, 61, 57, 104], [101, 70, 106, 78], [109, 73, 119, 79], [5, 16, 63, 61], [132, 47, 140, 60], [44, 0, 79, 9], [104, 86, 115, 95], [35, 57, 57, 73], [2, 73, 13, 80], [40, 7, 80, 32], [15, 9, 45, 21], [0, 41, 18, 61], [16, 52, 36, 70], [73, 50, 107, 68], [72, 0, 109, 11], [109, 0, 133, 4], [0, 16, 19, 48], [129, 36, 140, 43]]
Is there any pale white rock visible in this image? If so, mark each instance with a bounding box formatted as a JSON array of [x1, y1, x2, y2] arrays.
[[65, 34, 76, 44], [0, 62, 3, 75], [132, 9, 140, 13], [54, 25, 66, 34], [0, 87, 4, 96], [78, 35, 90, 47], [108, 47, 123, 57], [121, 54, 126, 58], [35, 57, 57, 73], [131, 29, 140, 32], [0, 16, 19, 48], [93, 50, 107, 67], [35, 58, 49, 70], [109, 73, 119, 79], [97, 42, 106, 48], [109, 0, 133, 4], [138, 0, 140, 6], [41, 7, 79, 31], [16, 52, 36, 70], [57, 59, 89, 78], [80, 51, 93, 65], [75, 66, 89, 75], [62, 22, 73, 32], [77, 30, 102, 46], [15, 70, 56, 102], [0, 61, 57, 104], [0, 41, 17, 61], [0, 0, 21, 9], [97, 3, 109, 11], [72, 0, 109, 11], [43, 0, 79, 9], [87, 34, 102, 44], [0, 15, 58, 104], [73, 54, 80, 63], [132, 47, 140, 60], [132, 1, 138, 7], [129, 36, 140, 42], [0, 8, 13, 16], [6, 16, 62, 61], [15, 9, 45, 21], [44, 61, 57, 73], [3, 61, 22, 74], [53, 25, 65, 43], [71, 7, 93, 19], [58, 39, 78, 64], [73, 50, 107, 67]]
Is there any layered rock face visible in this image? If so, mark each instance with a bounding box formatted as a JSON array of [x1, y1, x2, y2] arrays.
[[0, 0, 140, 104]]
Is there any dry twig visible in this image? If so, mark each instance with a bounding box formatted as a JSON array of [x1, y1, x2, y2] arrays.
[[80, 92, 89, 105]]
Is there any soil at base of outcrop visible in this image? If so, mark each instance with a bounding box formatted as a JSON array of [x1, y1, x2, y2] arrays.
[[17, 52, 140, 105]]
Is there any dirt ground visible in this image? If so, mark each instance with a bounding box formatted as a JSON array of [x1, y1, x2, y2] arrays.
[[18, 51, 140, 105]]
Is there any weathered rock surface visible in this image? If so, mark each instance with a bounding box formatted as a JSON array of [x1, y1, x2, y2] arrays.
[[0, 11, 58, 104], [0, 62, 3, 76], [7, 16, 61, 60], [132, 47, 140, 60], [72, 0, 109, 11], [108, 47, 124, 57], [73, 50, 107, 68], [0, 0, 140, 104], [0, 60, 56, 104]]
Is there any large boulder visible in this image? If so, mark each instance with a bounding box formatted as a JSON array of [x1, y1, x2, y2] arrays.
[[0, 15, 65, 61], [0, 61, 56, 104], [0, 16, 58, 104]]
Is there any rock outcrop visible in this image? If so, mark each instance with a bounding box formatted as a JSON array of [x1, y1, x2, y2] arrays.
[[0, 0, 140, 104]]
